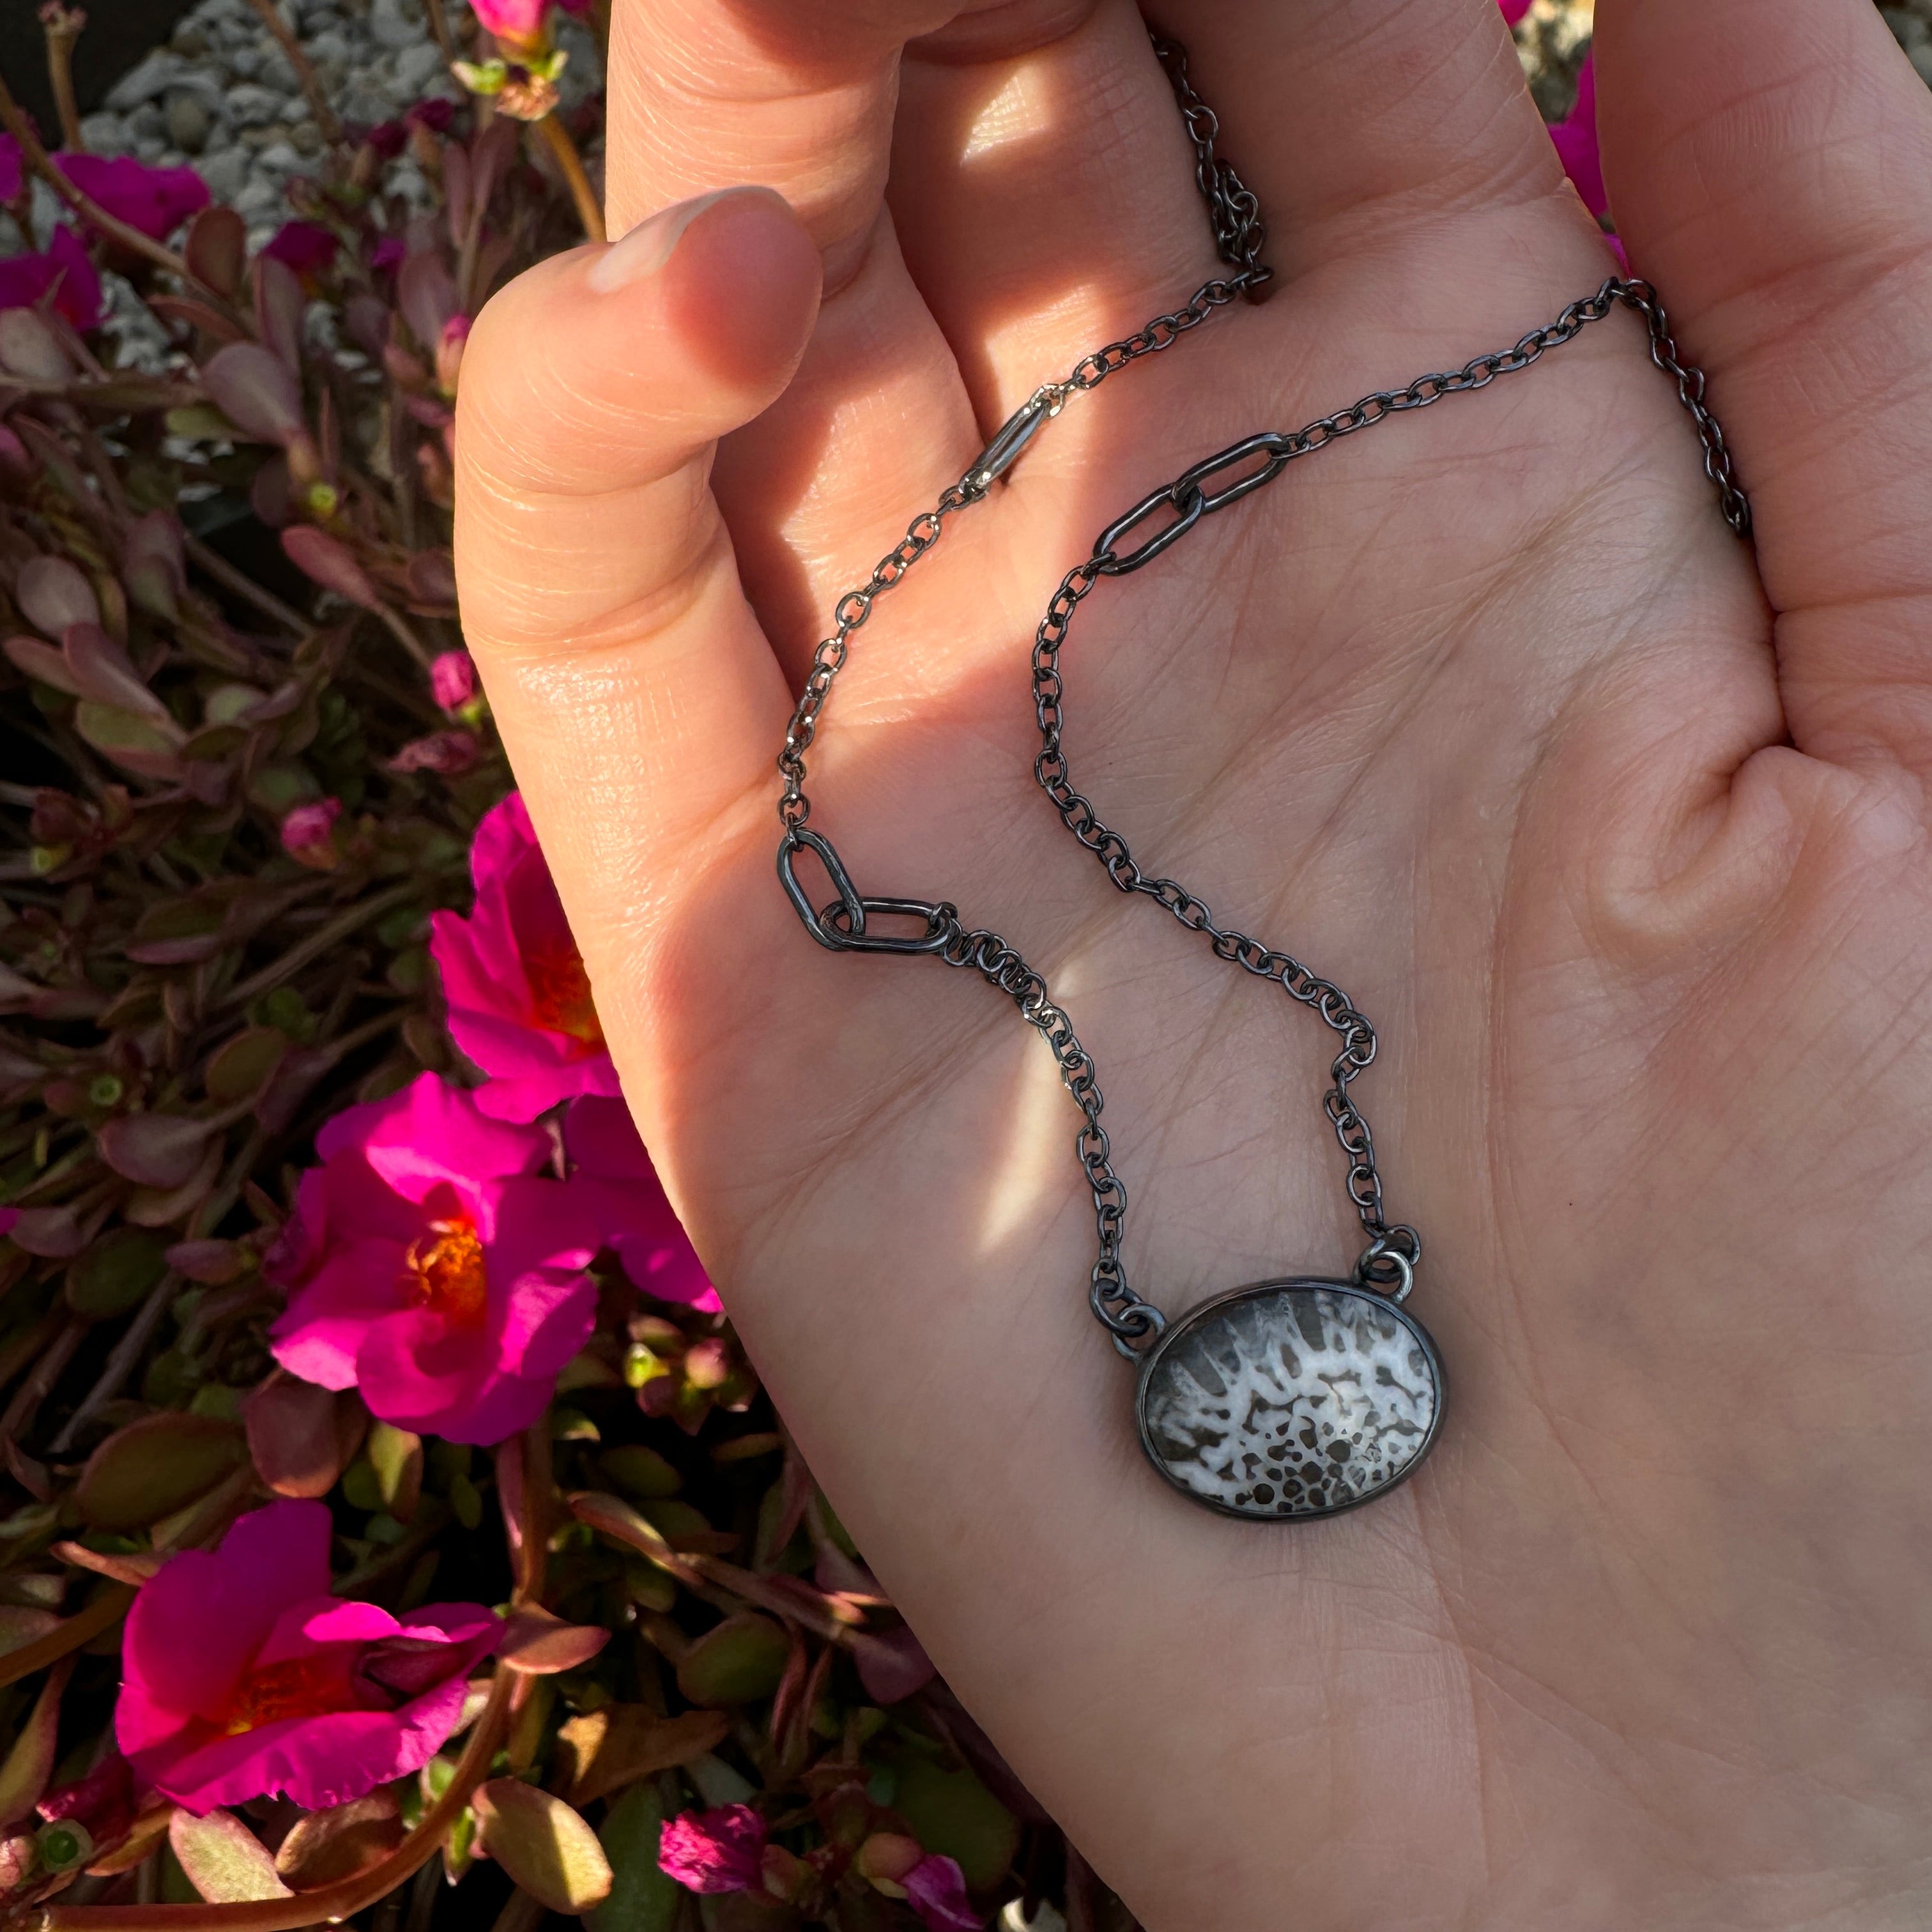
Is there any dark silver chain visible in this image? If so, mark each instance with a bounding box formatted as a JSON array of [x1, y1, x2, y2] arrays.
[[774, 36, 1752, 1354], [776, 39, 1264, 836]]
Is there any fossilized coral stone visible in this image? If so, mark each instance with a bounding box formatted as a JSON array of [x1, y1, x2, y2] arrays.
[[1136, 1280, 1444, 1519]]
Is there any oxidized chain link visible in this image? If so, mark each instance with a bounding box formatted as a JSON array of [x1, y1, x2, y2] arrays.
[[776, 37, 1265, 838], [774, 35, 1752, 1354]]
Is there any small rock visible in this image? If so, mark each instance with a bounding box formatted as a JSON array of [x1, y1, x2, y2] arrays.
[[259, 50, 300, 93], [289, 120, 325, 156], [129, 101, 166, 140], [393, 41, 445, 93], [226, 82, 288, 127], [105, 49, 189, 110], [135, 135, 168, 162], [341, 80, 395, 123], [369, 0, 425, 50], [240, 125, 278, 148], [227, 45, 263, 77], [307, 28, 349, 62], [171, 24, 211, 56], [165, 89, 213, 153], [234, 176, 286, 221], [77, 112, 130, 155], [199, 146, 250, 201], [256, 141, 302, 172], [1913, 42, 1932, 85]]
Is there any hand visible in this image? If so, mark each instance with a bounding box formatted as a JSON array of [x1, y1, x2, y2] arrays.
[[454, 2, 1932, 1924]]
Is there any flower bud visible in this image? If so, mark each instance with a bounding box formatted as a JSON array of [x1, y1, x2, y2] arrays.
[[435, 315, 471, 395], [431, 648, 476, 710], [855, 1834, 923, 1897], [279, 797, 343, 870]]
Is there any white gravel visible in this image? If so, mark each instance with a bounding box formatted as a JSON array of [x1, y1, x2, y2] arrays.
[[64, 0, 602, 253]]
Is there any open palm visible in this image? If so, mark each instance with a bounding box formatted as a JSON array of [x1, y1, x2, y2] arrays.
[[455, 1, 1932, 1924]]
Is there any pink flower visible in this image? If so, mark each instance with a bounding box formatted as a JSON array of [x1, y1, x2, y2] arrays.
[[431, 648, 476, 709], [430, 793, 620, 1123], [279, 795, 342, 868], [0, 226, 102, 330], [0, 135, 20, 202], [56, 153, 208, 242], [1498, 0, 1533, 24], [904, 1855, 981, 1932], [0, 1208, 18, 1243], [565, 1097, 719, 1313], [1551, 54, 1607, 224], [263, 220, 339, 279], [115, 1500, 498, 1814], [658, 1805, 766, 1894], [267, 1073, 600, 1443]]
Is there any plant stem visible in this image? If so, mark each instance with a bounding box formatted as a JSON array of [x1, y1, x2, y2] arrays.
[[47, 1269, 180, 1455], [0, 1313, 84, 1445], [41, 6, 86, 152], [182, 534, 311, 639], [420, 0, 456, 63], [531, 114, 604, 243], [217, 879, 417, 1012], [241, 0, 342, 145], [375, 601, 434, 673]]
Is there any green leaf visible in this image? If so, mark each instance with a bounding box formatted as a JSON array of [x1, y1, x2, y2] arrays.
[[599, 1446, 681, 1500], [65, 1227, 169, 1319], [0, 1658, 69, 1828], [496, 1605, 611, 1676], [75, 1413, 245, 1530], [73, 700, 185, 779], [245, 1379, 366, 1499], [889, 1760, 1019, 1892], [471, 1779, 611, 1914], [273, 1791, 402, 1890], [167, 1807, 291, 1903], [366, 1421, 422, 1522], [586, 1782, 679, 1932], [204, 1027, 289, 1103], [676, 1614, 789, 1708], [556, 1706, 730, 1807]]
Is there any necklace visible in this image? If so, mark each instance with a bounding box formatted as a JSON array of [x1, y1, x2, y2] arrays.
[[772, 38, 1752, 1522]]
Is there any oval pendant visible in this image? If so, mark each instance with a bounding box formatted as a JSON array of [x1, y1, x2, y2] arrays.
[[1136, 1278, 1445, 1520]]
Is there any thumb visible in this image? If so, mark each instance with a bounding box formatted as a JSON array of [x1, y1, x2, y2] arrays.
[[454, 185, 820, 870]]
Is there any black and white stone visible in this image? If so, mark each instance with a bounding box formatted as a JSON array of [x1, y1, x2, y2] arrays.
[[1135, 1280, 1444, 1520]]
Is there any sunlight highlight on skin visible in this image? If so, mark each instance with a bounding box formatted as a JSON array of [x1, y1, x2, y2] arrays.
[[959, 67, 1055, 164], [970, 974, 1089, 1257]]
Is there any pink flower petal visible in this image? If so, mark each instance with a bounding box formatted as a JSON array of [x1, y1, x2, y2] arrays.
[[348, 1073, 549, 1210], [904, 1855, 981, 1932], [353, 1305, 496, 1432], [269, 1238, 413, 1390], [659, 1805, 766, 1894]]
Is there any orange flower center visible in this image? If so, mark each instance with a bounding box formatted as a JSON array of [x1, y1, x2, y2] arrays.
[[402, 1216, 489, 1330], [525, 940, 604, 1049], [224, 1653, 349, 1735]]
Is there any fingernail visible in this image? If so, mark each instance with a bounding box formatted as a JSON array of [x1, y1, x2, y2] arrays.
[[587, 187, 760, 295]]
